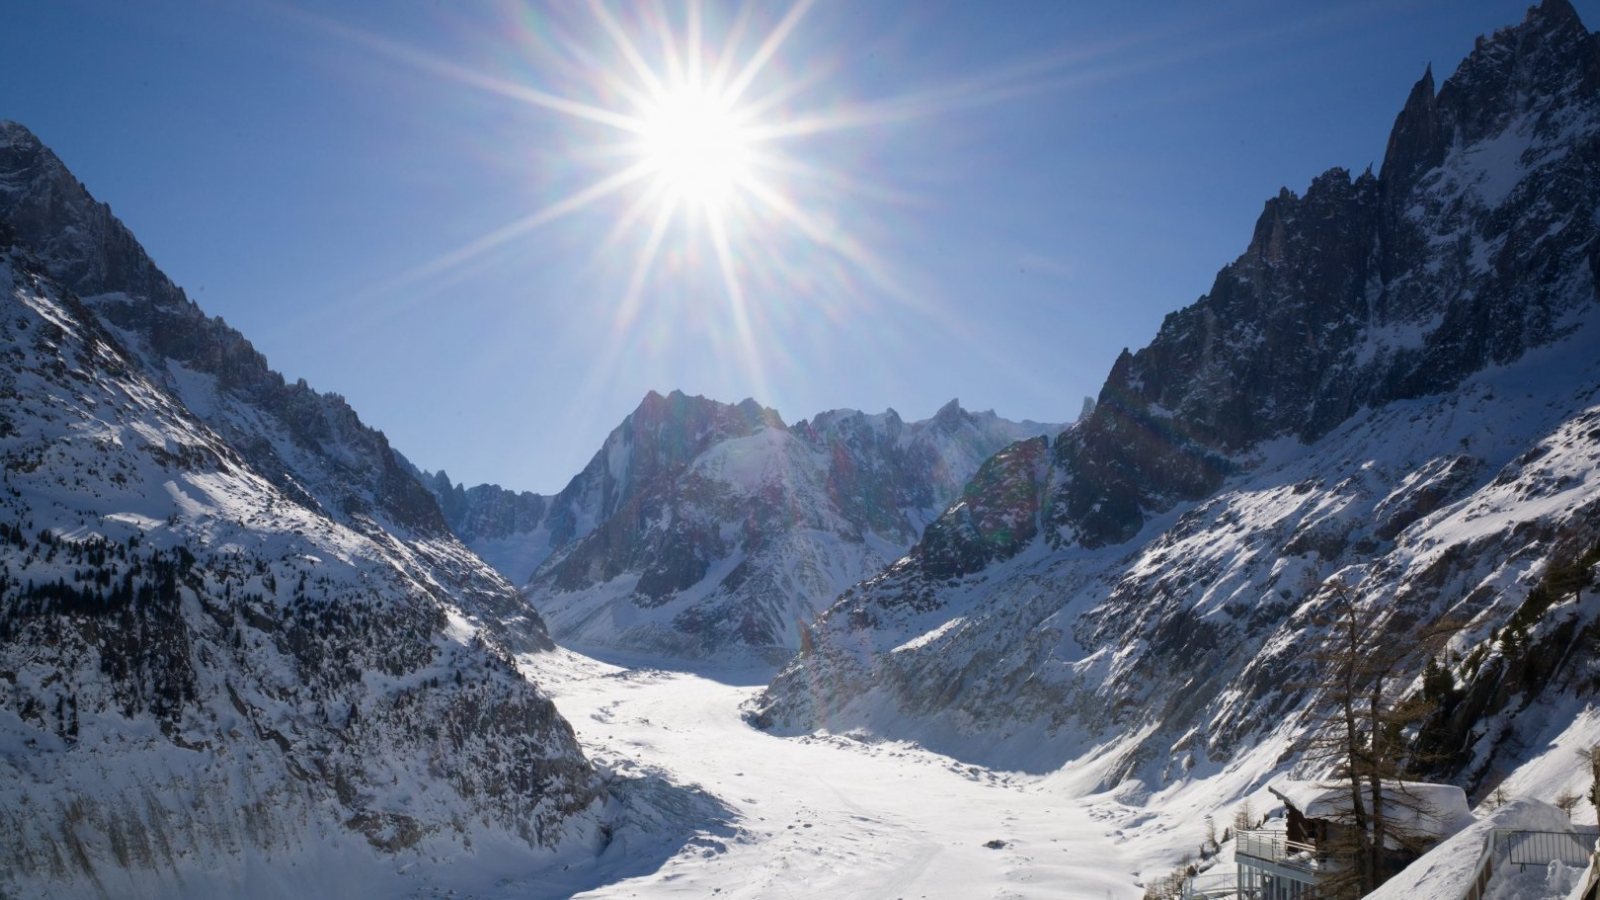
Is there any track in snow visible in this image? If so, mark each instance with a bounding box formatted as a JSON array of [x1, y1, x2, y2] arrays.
[[523, 648, 1143, 900]]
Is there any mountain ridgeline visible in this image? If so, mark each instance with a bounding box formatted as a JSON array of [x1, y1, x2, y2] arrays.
[[751, 0, 1600, 805], [1055, 0, 1600, 551], [423, 392, 1066, 660]]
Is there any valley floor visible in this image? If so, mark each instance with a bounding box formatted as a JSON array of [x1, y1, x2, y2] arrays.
[[526, 648, 1145, 900]]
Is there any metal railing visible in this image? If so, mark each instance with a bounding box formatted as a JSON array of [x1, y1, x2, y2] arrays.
[[1179, 871, 1237, 900], [1235, 829, 1321, 870], [1501, 829, 1595, 869], [1462, 827, 1599, 900]]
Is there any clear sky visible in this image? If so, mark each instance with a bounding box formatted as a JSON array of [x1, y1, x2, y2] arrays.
[[3, 0, 1591, 493]]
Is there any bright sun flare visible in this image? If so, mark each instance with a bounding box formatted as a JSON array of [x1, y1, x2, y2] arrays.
[[336, 0, 906, 333], [307, 0, 1065, 443], [637, 85, 753, 214]]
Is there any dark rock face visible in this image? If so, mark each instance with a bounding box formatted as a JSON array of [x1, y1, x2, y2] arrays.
[[929, 0, 1600, 556], [425, 470, 550, 546], [920, 437, 1050, 580], [752, 0, 1600, 789], [0, 123, 187, 307]]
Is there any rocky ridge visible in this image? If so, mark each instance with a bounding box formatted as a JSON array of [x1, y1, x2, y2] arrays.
[[460, 390, 1065, 660], [751, 0, 1600, 808]]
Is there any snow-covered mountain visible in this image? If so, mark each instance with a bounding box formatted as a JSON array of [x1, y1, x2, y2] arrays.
[[414, 466, 554, 589], [0, 122, 609, 897], [433, 390, 1064, 660], [752, 0, 1600, 814]]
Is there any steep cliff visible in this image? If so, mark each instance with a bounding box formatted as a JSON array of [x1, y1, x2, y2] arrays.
[[752, 0, 1600, 805]]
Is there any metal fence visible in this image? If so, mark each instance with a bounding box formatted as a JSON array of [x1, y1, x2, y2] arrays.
[[1500, 829, 1595, 870], [1180, 871, 1238, 900], [1235, 830, 1319, 869], [1463, 827, 1599, 900]]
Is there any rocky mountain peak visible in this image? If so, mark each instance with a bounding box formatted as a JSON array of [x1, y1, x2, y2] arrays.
[[1380, 64, 1441, 206], [516, 389, 1064, 658], [0, 120, 187, 307], [1383, 0, 1600, 204], [625, 389, 779, 449], [0, 122, 458, 540], [614, 390, 781, 483], [927, 398, 969, 435]]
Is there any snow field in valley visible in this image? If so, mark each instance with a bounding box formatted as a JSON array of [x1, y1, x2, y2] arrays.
[[528, 648, 1145, 900]]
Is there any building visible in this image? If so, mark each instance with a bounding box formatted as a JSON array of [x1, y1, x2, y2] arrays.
[[1229, 780, 1474, 899]]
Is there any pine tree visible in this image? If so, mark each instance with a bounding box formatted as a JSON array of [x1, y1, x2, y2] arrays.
[[1297, 578, 1453, 898]]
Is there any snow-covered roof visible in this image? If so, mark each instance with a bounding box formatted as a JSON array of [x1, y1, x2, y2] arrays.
[[1270, 780, 1475, 837]]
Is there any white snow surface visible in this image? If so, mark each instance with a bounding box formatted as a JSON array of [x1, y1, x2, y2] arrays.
[[524, 647, 1158, 900], [1271, 780, 1475, 837]]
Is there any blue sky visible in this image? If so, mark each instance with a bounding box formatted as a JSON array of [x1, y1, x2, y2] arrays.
[[4, 0, 1590, 493]]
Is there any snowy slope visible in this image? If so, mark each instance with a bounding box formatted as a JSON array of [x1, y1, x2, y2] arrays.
[[514, 391, 1064, 661], [753, 0, 1600, 831], [0, 241, 606, 896], [0, 120, 548, 652], [0, 128, 623, 896]]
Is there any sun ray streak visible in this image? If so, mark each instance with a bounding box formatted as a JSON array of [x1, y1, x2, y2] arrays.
[[653, 1, 687, 87], [737, 43, 1150, 144], [616, 201, 677, 328], [359, 162, 654, 301], [731, 58, 835, 123], [706, 4, 756, 90], [748, 149, 922, 206], [706, 210, 771, 406], [686, 0, 703, 88], [738, 177, 873, 275], [735, 174, 928, 320], [594, 184, 668, 264], [720, 0, 813, 106], [282, 6, 646, 133], [588, 0, 669, 101]]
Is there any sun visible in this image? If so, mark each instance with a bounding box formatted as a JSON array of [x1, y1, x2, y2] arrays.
[[636, 83, 753, 215], [319, 0, 907, 329], [293, 0, 1083, 452]]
